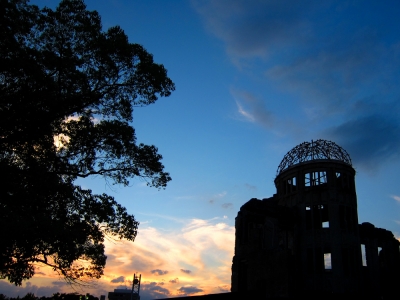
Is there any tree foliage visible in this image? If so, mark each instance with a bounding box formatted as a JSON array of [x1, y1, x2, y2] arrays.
[[0, 0, 174, 285]]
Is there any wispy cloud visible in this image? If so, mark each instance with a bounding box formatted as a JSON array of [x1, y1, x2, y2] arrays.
[[180, 269, 191, 274], [151, 269, 168, 276], [208, 191, 227, 204], [137, 212, 186, 224], [235, 99, 255, 123], [221, 203, 233, 210], [231, 88, 274, 129], [245, 183, 257, 191], [110, 276, 125, 283], [391, 195, 400, 203]]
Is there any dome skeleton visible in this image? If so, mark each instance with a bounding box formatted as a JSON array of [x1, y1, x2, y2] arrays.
[[276, 139, 352, 175]]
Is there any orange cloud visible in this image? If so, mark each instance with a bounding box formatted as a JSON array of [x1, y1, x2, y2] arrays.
[[102, 217, 234, 296], [0, 217, 234, 300]]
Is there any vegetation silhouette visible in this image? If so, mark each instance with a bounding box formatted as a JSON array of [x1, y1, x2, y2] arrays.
[[0, 293, 99, 300], [0, 0, 174, 286]]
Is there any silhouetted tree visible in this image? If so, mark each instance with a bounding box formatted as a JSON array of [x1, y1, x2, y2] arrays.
[[51, 293, 96, 300], [0, 0, 174, 285], [0, 294, 9, 300], [0, 293, 99, 300], [21, 294, 36, 300]]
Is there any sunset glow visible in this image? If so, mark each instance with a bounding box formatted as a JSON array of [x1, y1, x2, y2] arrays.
[[1, 218, 234, 299]]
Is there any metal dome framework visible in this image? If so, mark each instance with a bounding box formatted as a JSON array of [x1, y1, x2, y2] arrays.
[[277, 139, 352, 175]]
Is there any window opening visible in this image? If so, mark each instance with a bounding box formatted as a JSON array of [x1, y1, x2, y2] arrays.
[[322, 221, 329, 228], [306, 206, 312, 229], [336, 172, 342, 188], [378, 247, 386, 268], [324, 252, 332, 270], [311, 172, 317, 186], [305, 171, 327, 187], [286, 176, 297, 193], [319, 171, 327, 184], [361, 244, 367, 266], [305, 173, 310, 187]]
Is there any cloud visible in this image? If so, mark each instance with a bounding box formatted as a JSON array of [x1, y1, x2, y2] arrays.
[[324, 114, 400, 171], [140, 282, 170, 299], [169, 278, 179, 284], [50, 281, 68, 286], [391, 195, 400, 203], [218, 285, 230, 292], [208, 191, 227, 204], [231, 88, 274, 129], [115, 285, 127, 290], [177, 286, 204, 295], [111, 276, 125, 283], [2, 217, 234, 300], [103, 217, 234, 297], [150, 269, 168, 276], [0, 281, 70, 298], [245, 183, 257, 191], [193, 0, 316, 59], [221, 203, 233, 210], [195, 0, 400, 169]]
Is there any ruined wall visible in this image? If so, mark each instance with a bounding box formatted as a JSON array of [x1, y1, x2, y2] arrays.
[[359, 222, 400, 299], [231, 198, 295, 298]]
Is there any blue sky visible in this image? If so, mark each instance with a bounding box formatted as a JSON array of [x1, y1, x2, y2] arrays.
[[2, 0, 400, 299]]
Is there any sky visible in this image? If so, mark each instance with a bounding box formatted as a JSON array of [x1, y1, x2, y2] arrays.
[[2, 0, 400, 299]]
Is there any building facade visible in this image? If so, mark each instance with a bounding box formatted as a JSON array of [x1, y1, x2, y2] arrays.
[[231, 140, 400, 299]]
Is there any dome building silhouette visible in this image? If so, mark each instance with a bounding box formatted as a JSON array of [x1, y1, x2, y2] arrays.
[[231, 139, 400, 299], [159, 140, 400, 300]]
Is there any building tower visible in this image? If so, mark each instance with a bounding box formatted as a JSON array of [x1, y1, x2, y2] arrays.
[[231, 139, 400, 299], [274, 139, 361, 295]]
